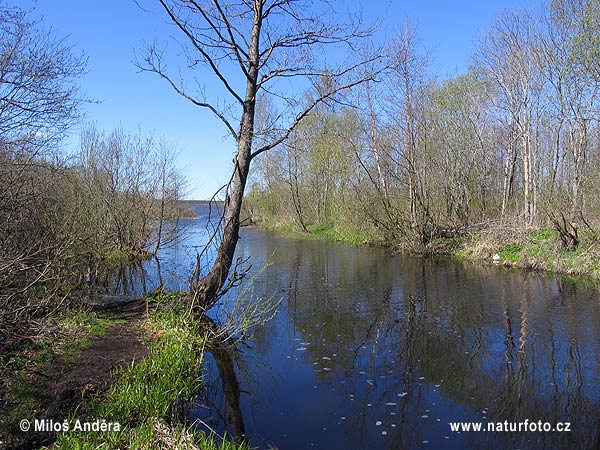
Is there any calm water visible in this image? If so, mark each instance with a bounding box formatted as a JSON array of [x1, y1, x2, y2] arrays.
[[115, 205, 600, 449]]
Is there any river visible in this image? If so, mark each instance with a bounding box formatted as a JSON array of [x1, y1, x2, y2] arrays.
[[107, 203, 600, 450]]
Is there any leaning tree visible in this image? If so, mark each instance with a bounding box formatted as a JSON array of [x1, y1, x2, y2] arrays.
[[142, 0, 381, 312]]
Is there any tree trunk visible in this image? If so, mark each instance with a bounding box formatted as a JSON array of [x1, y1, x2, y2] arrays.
[[154, 165, 167, 255], [366, 80, 389, 203], [501, 120, 518, 218], [200, 315, 246, 443], [570, 121, 587, 219], [188, 2, 263, 313], [403, 72, 418, 232], [287, 147, 308, 232], [549, 120, 563, 195]]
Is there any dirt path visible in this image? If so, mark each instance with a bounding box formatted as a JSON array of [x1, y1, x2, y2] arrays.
[[9, 308, 148, 450], [48, 320, 148, 419]]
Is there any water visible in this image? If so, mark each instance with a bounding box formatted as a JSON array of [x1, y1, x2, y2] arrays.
[[113, 204, 600, 449], [89, 202, 221, 300]]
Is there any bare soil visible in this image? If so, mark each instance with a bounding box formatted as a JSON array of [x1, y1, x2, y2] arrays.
[[4, 302, 149, 450]]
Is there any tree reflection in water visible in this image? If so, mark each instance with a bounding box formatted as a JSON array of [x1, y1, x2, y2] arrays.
[[194, 316, 247, 445], [190, 231, 600, 450], [93, 216, 600, 449]]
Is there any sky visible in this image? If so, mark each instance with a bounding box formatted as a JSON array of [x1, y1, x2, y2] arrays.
[[17, 0, 538, 199]]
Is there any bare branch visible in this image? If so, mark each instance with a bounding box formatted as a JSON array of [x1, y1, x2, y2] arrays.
[[146, 0, 382, 312], [209, 0, 251, 76], [141, 46, 239, 141], [157, 0, 245, 105], [251, 57, 382, 159]]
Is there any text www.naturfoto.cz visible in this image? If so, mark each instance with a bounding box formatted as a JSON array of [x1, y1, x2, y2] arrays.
[[449, 420, 572, 433]]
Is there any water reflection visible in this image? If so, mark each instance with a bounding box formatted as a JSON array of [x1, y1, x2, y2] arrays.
[[88, 207, 222, 303], [98, 206, 600, 449], [190, 231, 600, 450], [195, 316, 247, 444]]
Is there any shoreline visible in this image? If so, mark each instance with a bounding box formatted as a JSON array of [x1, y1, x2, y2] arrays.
[[2, 294, 245, 450], [250, 220, 600, 285]]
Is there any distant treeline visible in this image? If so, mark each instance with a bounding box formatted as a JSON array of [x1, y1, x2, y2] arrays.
[[178, 200, 225, 217], [246, 0, 600, 251]]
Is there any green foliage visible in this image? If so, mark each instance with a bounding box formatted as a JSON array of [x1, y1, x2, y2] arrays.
[[309, 223, 374, 246], [53, 297, 245, 449], [528, 229, 556, 244], [244, 0, 600, 257], [432, 236, 465, 253], [218, 264, 282, 341], [307, 222, 334, 235], [496, 243, 523, 263], [280, 221, 299, 233]]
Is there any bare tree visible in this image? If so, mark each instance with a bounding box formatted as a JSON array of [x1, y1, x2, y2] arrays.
[[540, 0, 600, 220], [386, 21, 436, 246], [77, 125, 186, 257], [0, 3, 85, 337], [0, 3, 85, 152], [141, 0, 381, 312], [476, 10, 544, 226]]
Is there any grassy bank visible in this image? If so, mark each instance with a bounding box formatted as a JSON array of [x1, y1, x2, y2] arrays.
[[253, 219, 381, 247], [254, 218, 600, 283], [431, 226, 600, 282], [50, 293, 245, 449], [1, 293, 244, 449]]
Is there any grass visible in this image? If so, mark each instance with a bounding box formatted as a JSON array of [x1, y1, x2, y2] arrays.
[[496, 242, 524, 263], [51, 294, 246, 450], [1, 309, 125, 443], [430, 236, 466, 254], [453, 227, 600, 282], [317, 226, 375, 246], [279, 221, 298, 234], [54, 419, 245, 450], [260, 219, 377, 246], [57, 310, 127, 337], [55, 310, 128, 361], [98, 311, 203, 423]]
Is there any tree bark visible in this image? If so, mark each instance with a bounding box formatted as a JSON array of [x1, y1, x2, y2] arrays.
[[501, 118, 518, 218], [188, 1, 263, 312]]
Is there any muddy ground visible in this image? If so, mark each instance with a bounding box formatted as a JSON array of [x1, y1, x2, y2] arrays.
[[2, 301, 148, 450]]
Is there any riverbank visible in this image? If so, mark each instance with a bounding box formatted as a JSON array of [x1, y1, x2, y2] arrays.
[[250, 219, 382, 247], [432, 225, 600, 283], [254, 219, 600, 283], [1, 294, 244, 450]]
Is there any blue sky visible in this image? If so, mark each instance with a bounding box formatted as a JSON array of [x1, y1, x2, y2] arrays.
[[20, 0, 537, 199]]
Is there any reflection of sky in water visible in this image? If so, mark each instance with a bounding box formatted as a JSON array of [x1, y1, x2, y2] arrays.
[[193, 231, 600, 450], [94, 203, 222, 297], [106, 204, 600, 449]]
